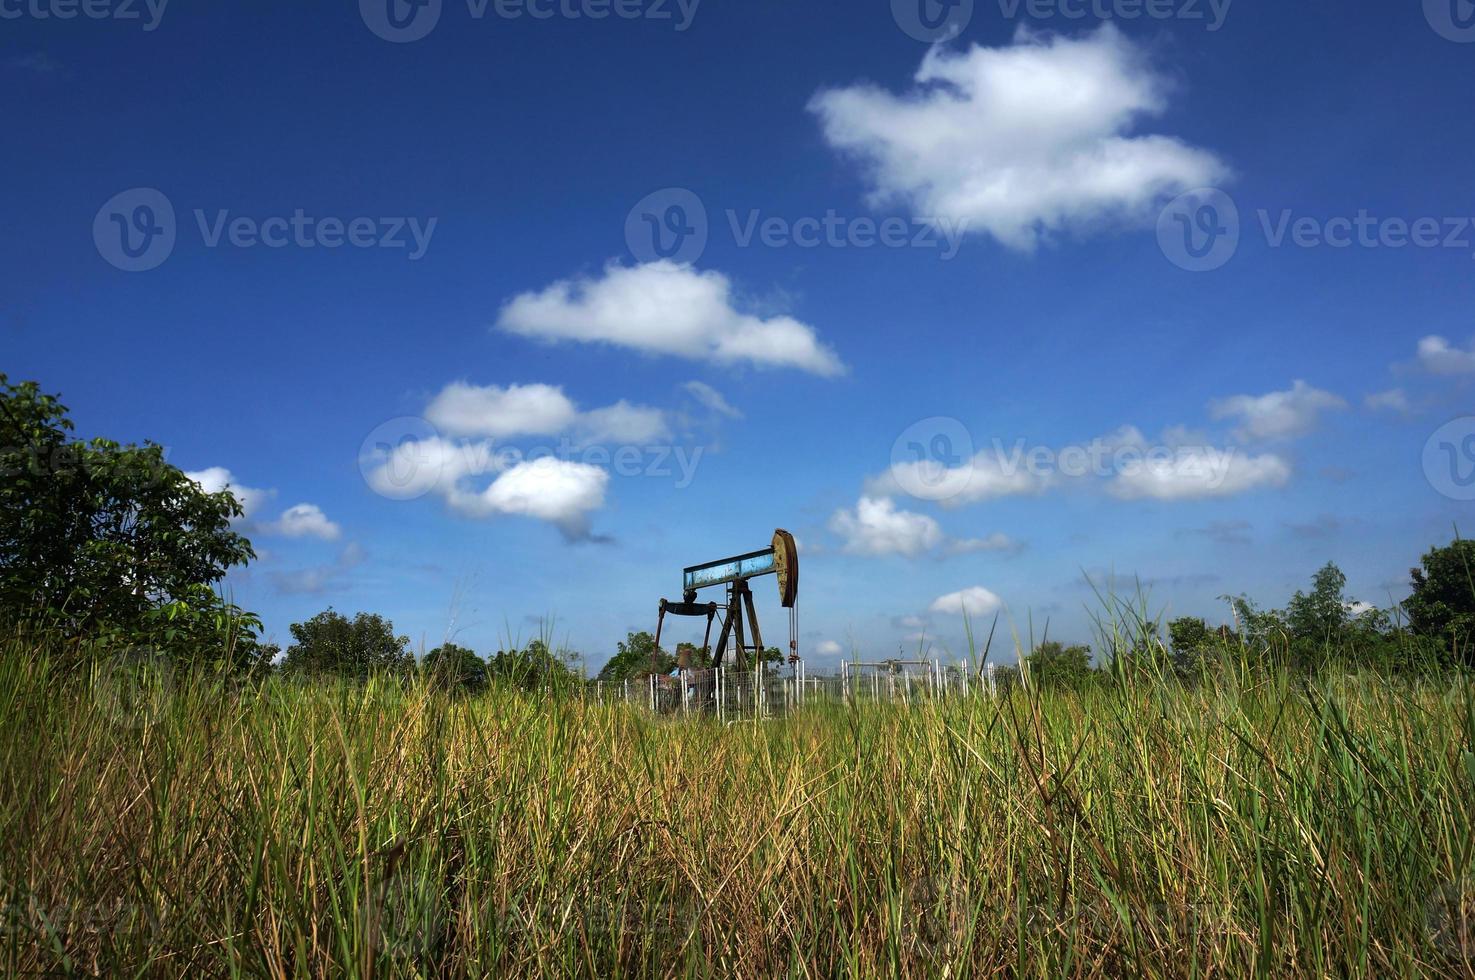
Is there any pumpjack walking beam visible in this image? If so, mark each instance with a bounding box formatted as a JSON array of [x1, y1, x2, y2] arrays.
[[654, 529, 799, 672]]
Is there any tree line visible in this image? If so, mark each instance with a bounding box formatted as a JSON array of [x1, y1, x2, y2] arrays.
[[1023, 547, 1475, 688], [4, 373, 1474, 689]]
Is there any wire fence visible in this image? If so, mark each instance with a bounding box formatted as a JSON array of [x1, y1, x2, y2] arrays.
[[585, 660, 1021, 718]]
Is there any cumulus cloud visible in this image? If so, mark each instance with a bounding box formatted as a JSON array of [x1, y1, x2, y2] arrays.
[[498, 261, 845, 376], [809, 25, 1228, 250], [1416, 335, 1475, 375], [426, 382, 579, 438], [815, 640, 843, 656], [364, 442, 608, 540], [1107, 447, 1290, 501], [1208, 380, 1347, 442], [425, 382, 670, 445], [864, 451, 1049, 506], [260, 503, 341, 541], [929, 586, 1004, 617], [466, 457, 609, 534], [187, 467, 344, 542], [574, 401, 671, 444], [185, 467, 273, 520], [829, 496, 943, 557], [683, 380, 743, 419], [363, 436, 491, 502]]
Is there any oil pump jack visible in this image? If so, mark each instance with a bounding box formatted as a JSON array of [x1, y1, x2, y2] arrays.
[[654, 529, 799, 672]]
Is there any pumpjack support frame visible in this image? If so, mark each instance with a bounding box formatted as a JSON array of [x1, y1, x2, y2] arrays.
[[655, 529, 798, 671]]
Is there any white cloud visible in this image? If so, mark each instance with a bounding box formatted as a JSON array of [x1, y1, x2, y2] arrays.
[[864, 451, 1049, 506], [1416, 335, 1475, 375], [1364, 388, 1410, 414], [809, 25, 1228, 250], [362, 437, 608, 538], [187, 468, 344, 541], [425, 382, 578, 438], [184, 467, 272, 519], [363, 436, 496, 501], [815, 640, 843, 656], [498, 261, 845, 376], [474, 458, 608, 536], [1208, 380, 1347, 442], [575, 401, 671, 444], [929, 586, 1004, 617], [260, 503, 341, 541], [829, 496, 943, 557], [683, 380, 743, 419], [1108, 448, 1290, 501], [423, 382, 671, 446]]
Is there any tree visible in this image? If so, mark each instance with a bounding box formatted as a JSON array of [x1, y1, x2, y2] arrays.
[[1167, 616, 1212, 671], [1405, 539, 1475, 663], [0, 375, 259, 664], [486, 639, 580, 692], [281, 609, 412, 678], [1286, 562, 1350, 647], [422, 643, 487, 693], [1023, 641, 1093, 689], [596, 631, 674, 683]]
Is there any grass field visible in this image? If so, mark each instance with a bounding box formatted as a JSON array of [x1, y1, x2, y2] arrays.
[[2, 638, 1474, 978]]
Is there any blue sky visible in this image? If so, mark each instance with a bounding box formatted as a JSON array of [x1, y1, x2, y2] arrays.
[[4, 0, 1474, 669]]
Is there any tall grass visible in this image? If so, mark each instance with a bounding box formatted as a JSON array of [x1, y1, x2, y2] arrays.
[[1, 630, 1473, 977]]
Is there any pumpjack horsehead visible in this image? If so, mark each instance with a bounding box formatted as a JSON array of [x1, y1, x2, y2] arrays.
[[654, 529, 800, 672]]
